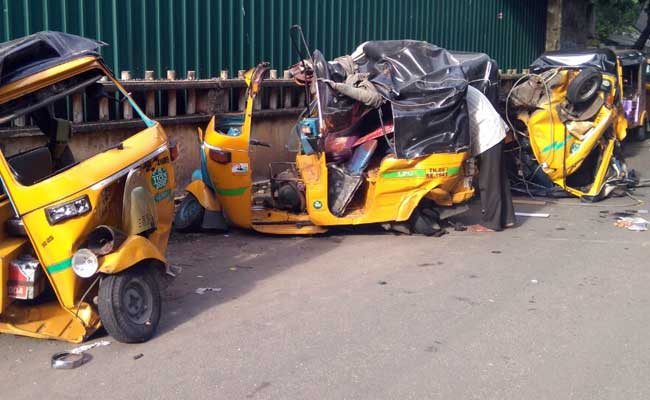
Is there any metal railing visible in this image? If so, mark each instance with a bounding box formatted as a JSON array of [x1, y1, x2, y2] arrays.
[[1, 68, 526, 138]]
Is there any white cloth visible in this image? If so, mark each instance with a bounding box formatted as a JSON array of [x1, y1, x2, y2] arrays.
[[466, 85, 507, 157]]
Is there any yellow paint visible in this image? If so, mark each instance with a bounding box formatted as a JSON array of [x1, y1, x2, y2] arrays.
[[98, 235, 166, 274], [0, 55, 175, 342], [193, 64, 474, 235], [186, 179, 221, 211], [518, 69, 628, 199]]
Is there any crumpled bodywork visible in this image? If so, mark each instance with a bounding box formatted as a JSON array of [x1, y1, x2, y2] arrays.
[[312, 40, 471, 159]]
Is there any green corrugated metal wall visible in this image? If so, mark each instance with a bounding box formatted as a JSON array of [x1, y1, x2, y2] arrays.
[[1, 0, 547, 78]]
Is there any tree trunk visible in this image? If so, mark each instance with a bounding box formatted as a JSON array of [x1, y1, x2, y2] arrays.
[[635, 22, 650, 49]]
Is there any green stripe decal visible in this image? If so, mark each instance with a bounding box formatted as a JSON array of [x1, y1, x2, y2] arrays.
[[215, 187, 247, 196], [47, 258, 72, 274], [541, 139, 567, 153], [382, 169, 426, 179], [382, 167, 461, 179]]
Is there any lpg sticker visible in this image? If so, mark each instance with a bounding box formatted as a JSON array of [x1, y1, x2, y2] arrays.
[[232, 163, 249, 175], [151, 167, 169, 190]]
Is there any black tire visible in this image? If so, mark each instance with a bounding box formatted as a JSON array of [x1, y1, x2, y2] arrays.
[[98, 268, 162, 343], [631, 125, 647, 142], [409, 209, 437, 236], [567, 67, 602, 104], [173, 193, 204, 232]]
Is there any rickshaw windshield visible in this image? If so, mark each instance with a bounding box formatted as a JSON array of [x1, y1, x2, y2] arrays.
[[0, 68, 152, 189]]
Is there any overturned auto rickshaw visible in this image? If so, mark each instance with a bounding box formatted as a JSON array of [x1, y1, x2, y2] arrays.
[[506, 48, 636, 201], [175, 35, 491, 235], [0, 32, 177, 343], [615, 49, 649, 141]]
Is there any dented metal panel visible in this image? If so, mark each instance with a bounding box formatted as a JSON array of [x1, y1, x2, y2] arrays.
[[1, 0, 547, 78]]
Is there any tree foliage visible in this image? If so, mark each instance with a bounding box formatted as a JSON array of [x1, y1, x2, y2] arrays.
[[593, 0, 646, 40]]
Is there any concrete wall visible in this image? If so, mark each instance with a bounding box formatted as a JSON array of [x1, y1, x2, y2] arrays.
[[0, 114, 299, 193]]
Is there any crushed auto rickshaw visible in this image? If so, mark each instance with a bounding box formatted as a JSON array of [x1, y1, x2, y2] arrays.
[[506, 48, 637, 201], [615, 49, 649, 141], [0, 32, 177, 343], [175, 30, 497, 235]]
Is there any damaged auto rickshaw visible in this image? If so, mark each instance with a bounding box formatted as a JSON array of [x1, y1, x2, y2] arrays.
[[615, 49, 649, 141], [176, 29, 486, 235], [506, 49, 637, 201], [0, 32, 177, 343]]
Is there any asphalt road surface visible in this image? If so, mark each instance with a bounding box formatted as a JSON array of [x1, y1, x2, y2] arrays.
[[2, 142, 650, 400]]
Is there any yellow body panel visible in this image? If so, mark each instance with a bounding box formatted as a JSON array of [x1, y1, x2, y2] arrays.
[[0, 55, 175, 342], [298, 152, 472, 227], [522, 70, 627, 199], [99, 235, 166, 274], [186, 175, 221, 212], [195, 66, 473, 235]]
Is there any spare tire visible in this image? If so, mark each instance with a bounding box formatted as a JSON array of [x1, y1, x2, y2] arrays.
[[567, 67, 602, 104]]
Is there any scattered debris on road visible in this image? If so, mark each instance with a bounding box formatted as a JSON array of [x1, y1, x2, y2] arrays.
[[51, 340, 111, 370], [69, 340, 111, 355], [515, 212, 550, 218], [195, 287, 223, 295], [51, 352, 89, 370], [133, 353, 144, 360], [614, 217, 649, 231]]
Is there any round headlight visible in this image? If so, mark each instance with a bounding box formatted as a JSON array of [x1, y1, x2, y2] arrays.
[[72, 248, 99, 278]]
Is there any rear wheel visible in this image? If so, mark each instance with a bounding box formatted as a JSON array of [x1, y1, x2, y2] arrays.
[[174, 193, 204, 232], [98, 268, 162, 343]]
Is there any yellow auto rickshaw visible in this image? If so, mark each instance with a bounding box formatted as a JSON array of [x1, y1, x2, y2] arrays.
[[615, 49, 649, 141], [175, 35, 477, 235], [507, 49, 636, 201], [0, 32, 177, 343]]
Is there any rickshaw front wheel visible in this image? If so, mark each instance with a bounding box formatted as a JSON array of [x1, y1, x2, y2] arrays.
[[98, 267, 162, 343], [174, 193, 204, 232]]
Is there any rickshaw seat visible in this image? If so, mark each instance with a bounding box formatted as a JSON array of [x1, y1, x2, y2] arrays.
[[345, 140, 378, 175], [7, 146, 53, 186]]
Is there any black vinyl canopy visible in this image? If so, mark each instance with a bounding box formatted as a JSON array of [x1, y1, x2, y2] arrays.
[[614, 49, 645, 67], [0, 31, 105, 85], [315, 40, 472, 159], [449, 51, 499, 104], [530, 49, 618, 74]]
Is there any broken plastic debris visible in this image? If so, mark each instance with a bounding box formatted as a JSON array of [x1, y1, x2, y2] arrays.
[[530, 279, 539, 284], [515, 212, 550, 218], [195, 287, 222, 295], [614, 217, 648, 231], [68, 340, 111, 355]]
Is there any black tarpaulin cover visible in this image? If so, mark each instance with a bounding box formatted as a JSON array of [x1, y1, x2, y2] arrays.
[[450, 51, 499, 104], [530, 49, 618, 75], [614, 49, 645, 67], [0, 31, 105, 85], [315, 40, 471, 159]]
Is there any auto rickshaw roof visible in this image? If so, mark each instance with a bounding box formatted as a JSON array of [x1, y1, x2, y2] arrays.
[[614, 49, 645, 67], [530, 48, 617, 74], [0, 31, 105, 86]]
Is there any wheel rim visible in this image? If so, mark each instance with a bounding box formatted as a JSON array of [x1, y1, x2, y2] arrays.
[[179, 197, 201, 224], [577, 77, 598, 101], [122, 279, 154, 325]]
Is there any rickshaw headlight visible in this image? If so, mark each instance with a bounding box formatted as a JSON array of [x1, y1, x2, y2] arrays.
[[45, 195, 91, 225], [71, 248, 99, 278]]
